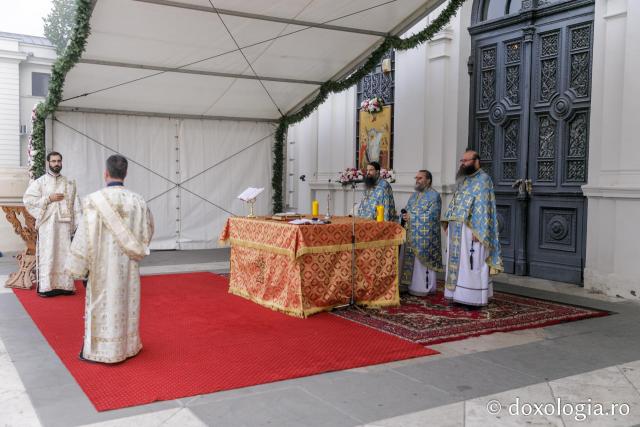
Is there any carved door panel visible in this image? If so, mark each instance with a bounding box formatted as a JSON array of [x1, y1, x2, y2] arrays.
[[470, 0, 593, 284], [472, 34, 528, 275], [526, 12, 593, 283]]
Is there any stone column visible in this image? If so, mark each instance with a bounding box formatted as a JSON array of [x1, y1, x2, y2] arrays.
[[583, 0, 640, 299]]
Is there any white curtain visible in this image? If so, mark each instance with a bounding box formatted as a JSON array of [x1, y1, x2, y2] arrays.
[[177, 119, 273, 249], [51, 112, 274, 249]]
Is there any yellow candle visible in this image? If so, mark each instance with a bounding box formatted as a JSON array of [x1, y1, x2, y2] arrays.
[[312, 200, 319, 217], [376, 205, 384, 222]]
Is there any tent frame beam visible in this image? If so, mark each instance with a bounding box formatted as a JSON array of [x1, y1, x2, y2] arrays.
[[78, 59, 323, 86], [56, 106, 279, 123], [133, 0, 388, 37], [285, 0, 446, 116]]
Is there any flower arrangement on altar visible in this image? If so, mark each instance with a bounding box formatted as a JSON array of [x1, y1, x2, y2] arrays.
[[360, 96, 384, 114], [337, 167, 395, 184], [379, 168, 396, 183], [337, 167, 364, 184]]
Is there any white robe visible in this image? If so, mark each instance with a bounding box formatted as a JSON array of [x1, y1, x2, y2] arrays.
[[65, 186, 154, 363], [444, 223, 493, 306], [408, 258, 437, 296], [23, 173, 81, 293]]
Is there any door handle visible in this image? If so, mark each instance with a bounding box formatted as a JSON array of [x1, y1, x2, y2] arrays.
[[525, 179, 533, 196], [512, 178, 533, 197]]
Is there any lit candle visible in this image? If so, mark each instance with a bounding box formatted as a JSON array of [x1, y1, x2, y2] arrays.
[[312, 200, 319, 217], [376, 205, 384, 222]]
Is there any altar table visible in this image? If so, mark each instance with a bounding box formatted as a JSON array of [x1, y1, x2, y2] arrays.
[[219, 216, 405, 317]]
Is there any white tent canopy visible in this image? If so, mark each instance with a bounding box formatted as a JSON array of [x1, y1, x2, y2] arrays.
[[52, 0, 443, 249]]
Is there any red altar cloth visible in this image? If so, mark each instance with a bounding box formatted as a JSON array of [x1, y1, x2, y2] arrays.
[[219, 216, 405, 317]]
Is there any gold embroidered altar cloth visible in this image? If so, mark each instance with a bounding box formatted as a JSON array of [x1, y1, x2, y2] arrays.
[[219, 216, 405, 317]]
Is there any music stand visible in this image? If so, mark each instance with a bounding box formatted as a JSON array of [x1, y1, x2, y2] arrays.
[[237, 187, 264, 217]]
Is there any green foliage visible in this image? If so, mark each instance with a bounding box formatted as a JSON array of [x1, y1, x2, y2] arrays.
[[31, 0, 466, 212], [31, 0, 92, 179], [271, 0, 467, 212], [43, 0, 78, 55]]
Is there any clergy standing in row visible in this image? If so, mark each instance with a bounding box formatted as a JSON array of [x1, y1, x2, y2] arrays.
[[66, 155, 154, 364], [400, 170, 443, 296], [23, 151, 81, 297], [443, 149, 502, 306], [357, 161, 397, 221]]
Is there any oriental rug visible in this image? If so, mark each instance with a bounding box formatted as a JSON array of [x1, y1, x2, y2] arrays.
[[333, 284, 608, 346], [13, 272, 436, 411]]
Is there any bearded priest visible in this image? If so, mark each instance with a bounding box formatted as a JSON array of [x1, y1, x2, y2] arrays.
[[23, 151, 81, 297], [400, 169, 443, 296], [442, 149, 503, 307], [357, 161, 397, 221], [65, 155, 154, 364]]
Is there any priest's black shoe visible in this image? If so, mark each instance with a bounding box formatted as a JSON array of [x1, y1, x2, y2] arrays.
[[78, 351, 99, 364], [37, 290, 62, 298]]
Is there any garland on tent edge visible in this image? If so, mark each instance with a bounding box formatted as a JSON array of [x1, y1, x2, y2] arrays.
[[30, 0, 92, 179], [29, 0, 464, 211], [271, 0, 467, 213]]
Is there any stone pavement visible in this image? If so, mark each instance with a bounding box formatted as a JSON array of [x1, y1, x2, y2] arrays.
[[1, 249, 639, 426]]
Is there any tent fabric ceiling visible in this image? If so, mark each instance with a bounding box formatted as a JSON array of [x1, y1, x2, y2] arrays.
[[60, 0, 442, 121]]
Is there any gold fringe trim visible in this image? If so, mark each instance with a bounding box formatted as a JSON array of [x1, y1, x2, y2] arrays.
[[229, 286, 401, 318], [229, 286, 305, 318], [301, 298, 401, 316], [489, 265, 503, 275], [295, 238, 405, 257], [359, 298, 401, 309], [466, 224, 503, 275], [226, 237, 404, 259], [226, 238, 296, 259], [394, 246, 400, 301], [83, 343, 143, 364], [405, 244, 445, 273], [302, 305, 336, 317], [449, 220, 504, 275], [357, 246, 402, 308], [300, 298, 400, 316]]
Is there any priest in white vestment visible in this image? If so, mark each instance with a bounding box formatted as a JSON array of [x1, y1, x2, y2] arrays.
[[442, 150, 503, 306], [65, 155, 154, 364], [23, 151, 81, 297]]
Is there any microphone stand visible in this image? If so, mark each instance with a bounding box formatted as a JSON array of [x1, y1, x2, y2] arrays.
[[349, 181, 357, 306], [333, 181, 367, 314]]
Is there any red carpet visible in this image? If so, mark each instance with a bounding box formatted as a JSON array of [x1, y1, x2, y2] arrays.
[[333, 284, 608, 345], [13, 272, 436, 411]]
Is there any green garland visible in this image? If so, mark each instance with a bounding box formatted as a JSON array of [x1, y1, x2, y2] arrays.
[[29, 0, 465, 213], [30, 0, 92, 179], [272, 0, 467, 212]]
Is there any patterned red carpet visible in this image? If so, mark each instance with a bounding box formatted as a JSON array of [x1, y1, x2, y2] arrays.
[[13, 273, 436, 411], [333, 284, 608, 345]]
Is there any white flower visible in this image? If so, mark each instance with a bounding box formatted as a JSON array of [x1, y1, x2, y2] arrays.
[[338, 167, 365, 183], [360, 97, 384, 113]]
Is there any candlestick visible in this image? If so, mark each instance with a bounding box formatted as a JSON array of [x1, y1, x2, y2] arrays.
[[376, 205, 384, 222], [325, 193, 331, 220]]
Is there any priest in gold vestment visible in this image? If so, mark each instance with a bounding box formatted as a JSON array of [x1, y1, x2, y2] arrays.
[[66, 155, 154, 364], [23, 151, 81, 297]]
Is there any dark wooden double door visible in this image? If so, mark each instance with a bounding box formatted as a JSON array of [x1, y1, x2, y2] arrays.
[[469, 1, 594, 283]]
